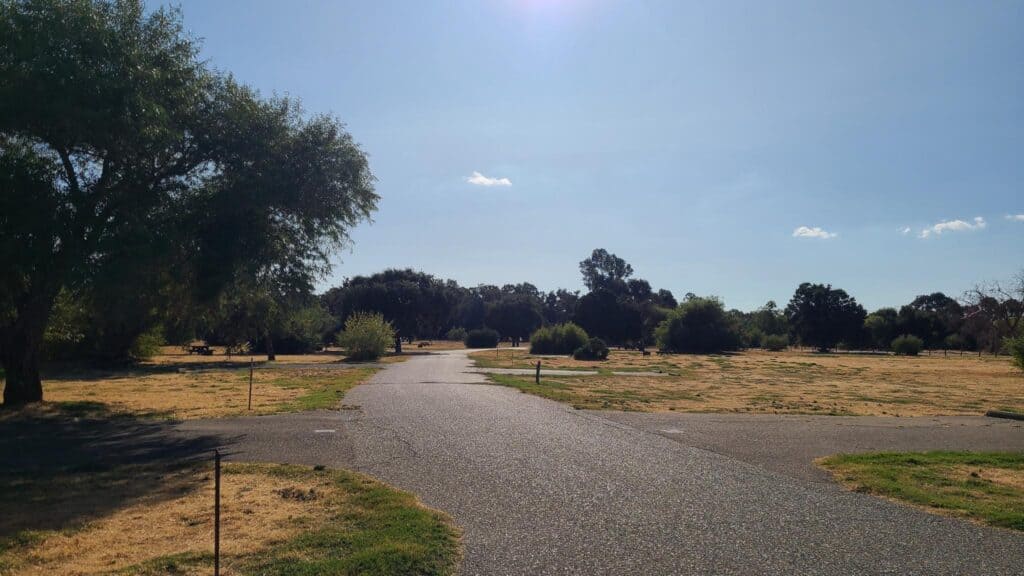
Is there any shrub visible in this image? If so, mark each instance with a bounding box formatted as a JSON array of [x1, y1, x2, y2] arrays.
[[530, 323, 589, 355], [891, 334, 923, 356], [1006, 336, 1024, 372], [464, 328, 499, 348], [654, 297, 741, 354], [446, 327, 467, 342], [743, 327, 765, 350], [337, 312, 395, 361], [129, 326, 165, 360], [763, 334, 789, 352], [573, 337, 609, 361]]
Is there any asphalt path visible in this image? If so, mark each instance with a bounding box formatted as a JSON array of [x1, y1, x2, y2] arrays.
[[176, 350, 1024, 575]]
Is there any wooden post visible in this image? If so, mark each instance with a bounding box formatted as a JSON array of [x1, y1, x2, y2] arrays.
[[214, 450, 221, 576], [535, 361, 541, 384], [248, 357, 254, 411]]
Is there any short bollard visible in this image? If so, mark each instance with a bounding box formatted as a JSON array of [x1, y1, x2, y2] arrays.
[[214, 449, 221, 576], [535, 360, 541, 384]]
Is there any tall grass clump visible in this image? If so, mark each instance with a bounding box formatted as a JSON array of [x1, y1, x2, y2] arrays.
[[530, 323, 589, 355], [465, 328, 500, 348], [891, 334, 923, 356], [337, 312, 395, 361]]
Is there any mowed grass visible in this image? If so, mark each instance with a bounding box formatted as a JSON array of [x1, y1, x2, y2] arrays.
[[472, 348, 1024, 415], [0, 461, 460, 575], [818, 452, 1024, 531]]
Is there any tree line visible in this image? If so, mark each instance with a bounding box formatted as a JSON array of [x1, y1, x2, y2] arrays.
[[318, 252, 1024, 358]]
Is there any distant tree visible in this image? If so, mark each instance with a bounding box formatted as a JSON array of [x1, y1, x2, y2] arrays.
[[654, 289, 678, 309], [579, 249, 633, 293], [785, 283, 866, 352], [896, 292, 963, 349], [321, 270, 459, 340], [573, 289, 641, 345], [655, 297, 741, 353], [962, 272, 1024, 354], [484, 295, 544, 341], [749, 300, 788, 337], [0, 0, 377, 405], [864, 308, 899, 350], [542, 289, 579, 325], [627, 279, 653, 303]]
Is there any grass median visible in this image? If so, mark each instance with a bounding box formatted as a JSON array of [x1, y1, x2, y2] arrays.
[[818, 451, 1024, 531]]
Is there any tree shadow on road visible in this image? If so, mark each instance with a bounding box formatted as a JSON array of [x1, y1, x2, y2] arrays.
[[0, 402, 227, 543]]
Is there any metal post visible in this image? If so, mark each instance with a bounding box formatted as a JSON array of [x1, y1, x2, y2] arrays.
[[214, 449, 221, 576], [535, 361, 541, 384], [248, 357, 254, 411]]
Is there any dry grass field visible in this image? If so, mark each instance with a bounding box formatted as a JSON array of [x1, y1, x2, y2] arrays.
[[472, 349, 1024, 416], [0, 461, 460, 575], [29, 347, 407, 420]]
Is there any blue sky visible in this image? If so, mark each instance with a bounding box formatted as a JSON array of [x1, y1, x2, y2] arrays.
[[161, 0, 1023, 311]]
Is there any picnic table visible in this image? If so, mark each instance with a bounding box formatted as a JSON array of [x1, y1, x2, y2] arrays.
[[189, 344, 213, 356]]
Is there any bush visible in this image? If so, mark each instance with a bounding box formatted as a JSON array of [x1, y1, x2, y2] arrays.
[[337, 312, 395, 361], [891, 334, 923, 356], [1006, 336, 1024, 372], [129, 326, 165, 360], [743, 327, 765, 349], [762, 334, 789, 351], [464, 328, 499, 348], [530, 323, 589, 355], [446, 327, 467, 342], [654, 297, 741, 354], [573, 337, 609, 361]]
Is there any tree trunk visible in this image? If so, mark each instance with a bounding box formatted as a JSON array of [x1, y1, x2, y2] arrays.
[[2, 327, 45, 406], [264, 332, 276, 361], [2, 286, 57, 406]]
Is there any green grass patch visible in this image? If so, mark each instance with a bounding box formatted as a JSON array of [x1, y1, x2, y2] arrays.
[[819, 451, 1024, 530], [485, 374, 575, 404], [269, 367, 379, 412]]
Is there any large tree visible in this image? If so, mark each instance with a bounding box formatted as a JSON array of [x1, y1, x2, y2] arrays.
[[579, 248, 633, 293], [321, 269, 461, 340], [0, 0, 377, 405], [785, 283, 866, 352], [962, 271, 1024, 354]]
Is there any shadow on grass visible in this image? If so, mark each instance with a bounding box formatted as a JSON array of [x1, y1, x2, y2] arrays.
[[0, 402, 227, 543]]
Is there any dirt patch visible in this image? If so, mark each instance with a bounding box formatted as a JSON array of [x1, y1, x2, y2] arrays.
[[955, 466, 1024, 490]]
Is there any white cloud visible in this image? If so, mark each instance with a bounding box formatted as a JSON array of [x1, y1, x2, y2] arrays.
[[466, 171, 512, 187], [1006, 214, 1024, 222], [792, 226, 837, 239], [919, 216, 986, 239], [901, 227, 912, 236]]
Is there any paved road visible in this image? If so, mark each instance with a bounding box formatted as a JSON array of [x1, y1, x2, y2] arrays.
[[177, 350, 1024, 575], [597, 411, 1024, 483]]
